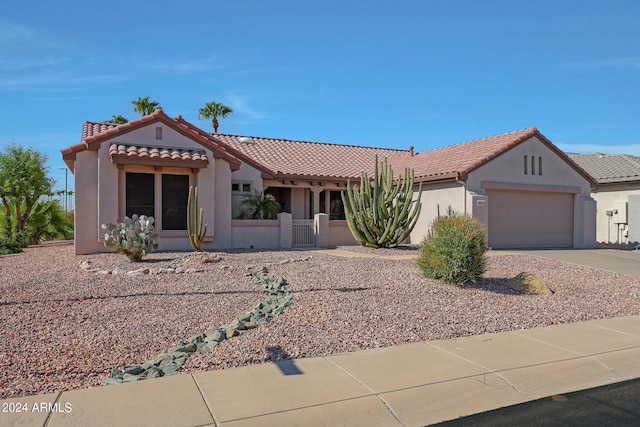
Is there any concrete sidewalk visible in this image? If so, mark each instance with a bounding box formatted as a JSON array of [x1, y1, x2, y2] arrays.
[[2, 316, 640, 427]]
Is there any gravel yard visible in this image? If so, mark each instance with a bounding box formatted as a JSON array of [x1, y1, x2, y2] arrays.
[[2, 241, 640, 399]]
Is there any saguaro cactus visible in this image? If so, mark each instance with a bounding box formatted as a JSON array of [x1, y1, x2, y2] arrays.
[[187, 186, 208, 251], [341, 156, 422, 248]]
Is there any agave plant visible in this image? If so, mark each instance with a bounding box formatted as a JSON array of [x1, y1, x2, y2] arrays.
[[102, 214, 159, 262]]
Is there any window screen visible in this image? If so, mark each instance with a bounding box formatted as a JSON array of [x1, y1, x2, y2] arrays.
[[162, 174, 189, 230], [330, 191, 346, 220], [126, 173, 155, 218]]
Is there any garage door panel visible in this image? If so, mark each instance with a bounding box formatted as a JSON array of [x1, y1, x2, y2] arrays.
[[488, 190, 573, 249]]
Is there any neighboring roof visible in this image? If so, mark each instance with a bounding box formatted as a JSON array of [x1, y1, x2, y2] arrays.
[[61, 109, 241, 172], [390, 127, 597, 185], [212, 134, 410, 180], [568, 152, 640, 184]]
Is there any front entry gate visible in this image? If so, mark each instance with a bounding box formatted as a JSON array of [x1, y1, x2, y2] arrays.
[[292, 219, 314, 247]]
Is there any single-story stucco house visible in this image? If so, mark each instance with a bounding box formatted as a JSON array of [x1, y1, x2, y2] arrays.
[[569, 152, 640, 245], [61, 109, 597, 254]]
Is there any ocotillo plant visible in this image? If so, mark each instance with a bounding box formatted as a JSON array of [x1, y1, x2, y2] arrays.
[[187, 186, 208, 251], [341, 156, 422, 248]]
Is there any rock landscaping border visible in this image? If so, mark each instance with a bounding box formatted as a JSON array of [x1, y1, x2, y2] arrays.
[[102, 266, 292, 385]]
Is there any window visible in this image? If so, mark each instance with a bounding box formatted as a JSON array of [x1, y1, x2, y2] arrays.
[[524, 155, 528, 174], [126, 172, 191, 231], [162, 174, 189, 230], [330, 191, 346, 220], [319, 191, 327, 213], [126, 173, 155, 218], [232, 181, 253, 193]]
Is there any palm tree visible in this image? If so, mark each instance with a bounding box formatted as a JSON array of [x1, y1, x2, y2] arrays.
[[239, 190, 280, 219], [107, 115, 129, 124], [198, 101, 233, 133], [131, 97, 161, 116]]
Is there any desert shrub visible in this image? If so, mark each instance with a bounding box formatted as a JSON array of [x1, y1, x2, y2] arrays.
[[102, 214, 159, 262], [416, 209, 487, 285], [0, 233, 26, 255]]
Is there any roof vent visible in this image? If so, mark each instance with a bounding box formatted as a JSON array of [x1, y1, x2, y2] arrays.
[[238, 136, 255, 144]]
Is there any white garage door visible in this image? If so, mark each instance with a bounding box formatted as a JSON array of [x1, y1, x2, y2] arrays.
[[487, 190, 573, 249]]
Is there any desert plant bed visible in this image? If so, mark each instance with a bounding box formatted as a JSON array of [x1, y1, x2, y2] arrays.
[[2, 242, 640, 399]]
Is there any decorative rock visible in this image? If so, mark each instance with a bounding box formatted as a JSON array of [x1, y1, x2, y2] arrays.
[[160, 361, 181, 375], [102, 266, 293, 386], [123, 365, 144, 375], [110, 369, 124, 380], [506, 272, 554, 295], [205, 329, 225, 342], [127, 268, 150, 275], [244, 321, 256, 330], [202, 254, 223, 263], [172, 342, 197, 353], [188, 333, 206, 343], [123, 373, 143, 382], [230, 320, 246, 331], [145, 367, 162, 379]]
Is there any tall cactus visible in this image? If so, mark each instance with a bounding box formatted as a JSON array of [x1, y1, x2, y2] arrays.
[[187, 185, 208, 251], [341, 156, 422, 248]]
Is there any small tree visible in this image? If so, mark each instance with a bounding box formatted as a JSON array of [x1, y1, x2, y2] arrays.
[[198, 101, 233, 133], [341, 156, 422, 248], [0, 144, 53, 237], [131, 96, 161, 116], [240, 190, 280, 219]]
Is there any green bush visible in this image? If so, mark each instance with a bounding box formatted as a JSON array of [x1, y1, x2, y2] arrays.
[[102, 214, 159, 262], [0, 231, 30, 255], [0, 235, 22, 255], [416, 209, 488, 285]]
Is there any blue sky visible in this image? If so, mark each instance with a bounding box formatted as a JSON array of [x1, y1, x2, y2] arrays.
[[1, 0, 639, 194]]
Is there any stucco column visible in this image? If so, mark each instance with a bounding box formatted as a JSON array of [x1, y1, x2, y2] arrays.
[[278, 212, 292, 249], [310, 186, 322, 216], [314, 213, 329, 248]]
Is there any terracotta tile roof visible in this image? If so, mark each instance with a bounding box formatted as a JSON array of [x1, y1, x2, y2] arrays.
[[61, 109, 240, 172], [82, 121, 117, 139], [390, 127, 596, 185], [212, 133, 410, 180], [108, 143, 209, 163], [63, 112, 595, 187], [568, 153, 640, 184]]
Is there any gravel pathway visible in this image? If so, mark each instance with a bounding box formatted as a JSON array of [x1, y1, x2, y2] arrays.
[[2, 241, 640, 399]]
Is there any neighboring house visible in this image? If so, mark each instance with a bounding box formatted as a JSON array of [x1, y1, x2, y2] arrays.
[[61, 109, 597, 254], [568, 153, 640, 245]]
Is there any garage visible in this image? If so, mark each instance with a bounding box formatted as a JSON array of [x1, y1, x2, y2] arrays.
[[487, 190, 574, 249]]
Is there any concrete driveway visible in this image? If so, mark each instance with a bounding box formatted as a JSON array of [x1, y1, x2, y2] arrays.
[[511, 249, 640, 278]]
